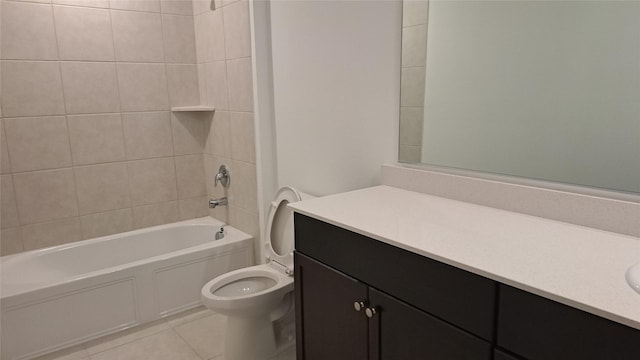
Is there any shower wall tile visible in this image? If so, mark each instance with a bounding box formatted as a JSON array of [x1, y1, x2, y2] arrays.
[[192, 0, 211, 16], [178, 196, 208, 220], [162, 14, 197, 64], [117, 63, 170, 111], [21, 218, 83, 250], [199, 9, 225, 62], [0, 228, 23, 256], [6, 0, 51, 4], [60, 62, 120, 114], [80, 208, 133, 239], [4, 116, 72, 172], [205, 61, 229, 110], [229, 111, 255, 164], [229, 205, 258, 238], [122, 112, 174, 160], [208, 204, 230, 224], [166, 64, 200, 106], [230, 159, 256, 212], [1, 1, 58, 60], [67, 113, 127, 165], [2, 0, 258, 254], [171, 112, 205, 155], [175, 154, 206, 198], [128, 157, 178, 206], [53, 5, 115, 61], [223, 0, 241, 7], [197, 63, 208, 105], [1, 61, 66, 117], [226, 57, 253, 112], [194, 1, 257, 234], [110, 0, 161, 13], [1, 175, 20, 229], [1, 120, 11, 174], [13, 169, 79, 225], [53, 0, 110, 8], [111, 10, 164, 62], [161, 0, 193, 15], [132, 201, 179, 229], [222, 0, 250, 59], [74, 162, 131, 215], [206, 110, 231, 157]]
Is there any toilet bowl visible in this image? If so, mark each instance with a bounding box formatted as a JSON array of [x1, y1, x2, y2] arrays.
[[201, 186, 312, 360]]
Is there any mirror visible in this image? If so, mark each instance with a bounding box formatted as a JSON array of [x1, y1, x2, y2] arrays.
[[399, 0, 640, 195]]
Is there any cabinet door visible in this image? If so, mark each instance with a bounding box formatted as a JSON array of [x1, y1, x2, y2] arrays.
[[295, 253, 369, 360], [369, 288, 492, 360], [498, 285, 640, 360]]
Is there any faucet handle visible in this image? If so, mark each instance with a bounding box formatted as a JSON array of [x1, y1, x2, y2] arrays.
[[214, 165, 230, 188]]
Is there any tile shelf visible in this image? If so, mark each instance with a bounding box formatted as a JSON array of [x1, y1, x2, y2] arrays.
[[170, 106, 215, 112]]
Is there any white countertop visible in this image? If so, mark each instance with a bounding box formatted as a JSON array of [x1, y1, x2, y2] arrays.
[[289, 185, 640, 330]]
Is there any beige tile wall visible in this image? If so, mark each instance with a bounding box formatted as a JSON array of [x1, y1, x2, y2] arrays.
[[0, 0, 217, 255], [193, 0, 259, 241], [399, 0, 428, 163]]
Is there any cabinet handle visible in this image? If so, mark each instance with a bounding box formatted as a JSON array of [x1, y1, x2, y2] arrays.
[[365, 307, 378, 318], [354, 301, 366, 312]]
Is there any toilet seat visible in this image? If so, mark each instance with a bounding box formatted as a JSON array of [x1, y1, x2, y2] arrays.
[[264, 186, 303, 273], [201, 264, 293, 317]]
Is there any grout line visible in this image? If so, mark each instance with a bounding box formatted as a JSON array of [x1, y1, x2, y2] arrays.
[[0, 58, 198, 65], [7, 154, 207, 176], [50, 1, 85, 240], [107, 2, 135, 225], [1, 118, 22, 228], [82, 320, 172, 358], [168, 325, 209, 360]]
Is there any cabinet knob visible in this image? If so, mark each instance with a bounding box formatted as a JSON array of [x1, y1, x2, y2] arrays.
[[365, 307, 378, 318], [353, 301, 366, 312]]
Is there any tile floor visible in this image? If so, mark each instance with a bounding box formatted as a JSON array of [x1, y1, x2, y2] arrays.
[[33, 306, 296, 360]]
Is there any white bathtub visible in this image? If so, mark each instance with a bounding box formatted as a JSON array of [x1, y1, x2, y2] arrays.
[[0, 217, 254, 360]]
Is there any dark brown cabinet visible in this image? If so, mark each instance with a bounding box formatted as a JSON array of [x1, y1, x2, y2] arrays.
[[295, 253, 492, 360], [294, 252, 368, 360], [294, 213, 640, 360], [497, 285, 640, 360], [294, 214, 493, 360]]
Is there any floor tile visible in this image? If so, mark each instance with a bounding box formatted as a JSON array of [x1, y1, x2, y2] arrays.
[[173, 313, 227, 360], [84, 320, 170, 355], [88, 330, 201, 360]]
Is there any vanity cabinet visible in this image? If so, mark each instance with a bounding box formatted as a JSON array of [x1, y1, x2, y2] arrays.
[[294, 214, 495, 360], [294, 213, 640, 360], [497, 285, 640, 360]]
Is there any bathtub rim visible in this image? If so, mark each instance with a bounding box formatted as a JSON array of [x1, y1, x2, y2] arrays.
[[1, 217, 254, 299]]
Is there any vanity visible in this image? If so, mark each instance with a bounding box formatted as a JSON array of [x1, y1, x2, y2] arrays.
[[290, 186, 640, 360]]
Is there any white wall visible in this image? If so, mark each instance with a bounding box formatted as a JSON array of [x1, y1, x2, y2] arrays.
[[269, 0, 402, 196]]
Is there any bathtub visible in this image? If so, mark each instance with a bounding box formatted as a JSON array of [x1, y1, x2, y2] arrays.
[[0, 217, 254, 360]]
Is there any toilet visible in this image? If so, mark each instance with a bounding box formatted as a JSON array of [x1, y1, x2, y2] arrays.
[[201, 186, 312, 360]]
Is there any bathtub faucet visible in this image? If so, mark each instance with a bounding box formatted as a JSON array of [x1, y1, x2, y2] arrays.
[[209, 197, 228, 209]]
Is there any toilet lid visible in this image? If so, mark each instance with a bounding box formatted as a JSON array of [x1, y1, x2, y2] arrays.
[[265, 186, 301, 272]]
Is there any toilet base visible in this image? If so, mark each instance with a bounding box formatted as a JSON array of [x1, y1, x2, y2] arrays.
[[225, 315, 277, 360]]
